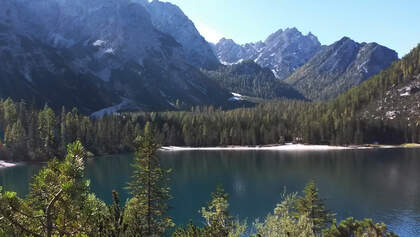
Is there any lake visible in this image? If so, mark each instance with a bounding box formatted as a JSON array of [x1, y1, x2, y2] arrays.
[[1, 148, 420, 236]]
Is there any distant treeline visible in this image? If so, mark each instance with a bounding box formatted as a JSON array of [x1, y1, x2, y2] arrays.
[[0, 99, 417, 162], [0, 45, 420, 161]]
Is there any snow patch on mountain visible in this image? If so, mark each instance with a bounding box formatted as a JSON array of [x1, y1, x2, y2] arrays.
[[91, 98, 131, 118], [228, 92, 244, 101], [93, 40, 106, 47]]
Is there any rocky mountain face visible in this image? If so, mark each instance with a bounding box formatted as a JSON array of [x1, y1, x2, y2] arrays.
[[285, 37, 398, 100], [0, 0, 121, 113], [370, 75, 420, 121], [0, 0, 231, 114], [0, 0, 403, 112], [140, 0, 220, 69], [360, 45, 420, 123], [214, 28, 322, 80], [203, 61, 305, 100]]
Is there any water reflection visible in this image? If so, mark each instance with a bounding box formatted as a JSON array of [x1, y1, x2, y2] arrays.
[[1, 149, 420, 236]]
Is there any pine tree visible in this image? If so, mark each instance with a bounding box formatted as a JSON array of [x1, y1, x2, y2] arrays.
[[124, 131, 173, 236], [256, 193, 315, 237], [0, 141, 109, 236], [323, 218, 397, 237], [4, 120, 26, 160], [295, 181, 334, 234], [200, 186, 248, 237], [106, 190, 126, 237], [37, 106, 57, 157], [200, 186, 232, 236]]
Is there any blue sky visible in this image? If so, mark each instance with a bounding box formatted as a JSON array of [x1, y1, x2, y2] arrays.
[[159, 0, 420, 57]]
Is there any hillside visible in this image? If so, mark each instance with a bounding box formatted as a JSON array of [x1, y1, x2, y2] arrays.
[[333, 43, 420, 124], [0, 0, 231, 114], [140, 0, 220, 69], [203, 61, 306, 100], [285, 37, 398, 101]]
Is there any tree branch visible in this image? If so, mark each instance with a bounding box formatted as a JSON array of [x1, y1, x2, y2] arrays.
[[0, 210, 42, 237], [46, 189, 63, 237]]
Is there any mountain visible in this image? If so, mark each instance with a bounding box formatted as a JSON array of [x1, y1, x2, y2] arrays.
[[0, 0, 122, 113], [355, 44, 420, 123], [0, 24, 120, 113], [214, 28, 322, 80], [140, 0, 220, 69], [0, 0, 231, 114], [285, 37, 398, 101], [203, 61, 305, 100]]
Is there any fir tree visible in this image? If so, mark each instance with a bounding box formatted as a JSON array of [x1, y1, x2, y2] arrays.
[[294, 180, 334, 234], [124, 131, 173, 236]]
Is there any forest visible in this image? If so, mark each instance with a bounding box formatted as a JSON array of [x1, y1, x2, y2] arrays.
[[202, 60, 305, 100], [0, 98, 417, 162], [0, 46, 420, 162], [0, 136, 397, 237]]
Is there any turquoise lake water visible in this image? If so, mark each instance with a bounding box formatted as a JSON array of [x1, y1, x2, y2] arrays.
[[1, 148, 420, 236]]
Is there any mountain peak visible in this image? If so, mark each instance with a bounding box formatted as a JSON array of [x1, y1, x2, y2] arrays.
[[285, 37, 398, 101], [215, 27, 321, 79], [284, 27, 300, 34], [142, 0, 219, 69], [218, 37, 236, 44], [338, 36, 355, 44]]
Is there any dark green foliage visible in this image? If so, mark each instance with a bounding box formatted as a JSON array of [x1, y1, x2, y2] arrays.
[[323, 218, 397, 237], [254, 181, 396, 237], [204, 61, 305, 100], [0, 141, 109, 236], [173, 222, 208, 237], [172, 186, 246, 237], [294, 181, 334, 234], [200, 186, 233, 236], [124, 132, 173, 236], [0, 46, 419, 162], [104, 190, 127, 237]]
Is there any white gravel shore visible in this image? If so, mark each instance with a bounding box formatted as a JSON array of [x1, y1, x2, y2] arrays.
[[160, 143, 410, 152], [0, 160, 18, 168], [161, 144, 353, 151]]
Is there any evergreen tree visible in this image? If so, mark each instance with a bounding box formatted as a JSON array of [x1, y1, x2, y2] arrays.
[[124, 132, 173, 236], [0, 141, 109, 236], [199, 186, 246, 237], [37, 106, 57, 158], [200, 185, 233, 236], [104, 190, 127, 237], [255, 193, 315, 237], [323, 218, 397, 237], [294, 181, 334, 234]]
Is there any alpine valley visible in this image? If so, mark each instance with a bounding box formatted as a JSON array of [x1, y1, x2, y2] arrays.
[[1, 1, 420, 237], [0, 0, 401, 115]]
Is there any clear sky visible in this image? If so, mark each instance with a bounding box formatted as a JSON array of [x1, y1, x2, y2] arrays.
[[158, 0, 420, 57]]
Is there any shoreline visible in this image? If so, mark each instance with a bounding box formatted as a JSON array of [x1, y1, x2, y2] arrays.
[[160, 143, 419, 151], [160, 143, 420, 151], [0, 144, 418, 168], [0, 160, 19, 169]]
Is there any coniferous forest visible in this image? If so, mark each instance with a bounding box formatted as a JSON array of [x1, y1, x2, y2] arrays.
[[0, 44, 419, 161], [1, 0, 420, 236], [0, 26, 419, 237], [0, 45, 418, 237]]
